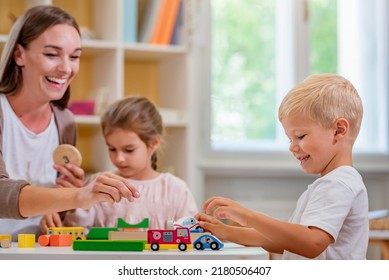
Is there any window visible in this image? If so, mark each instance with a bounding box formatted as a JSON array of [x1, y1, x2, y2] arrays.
[[210, 0, 389, 154]]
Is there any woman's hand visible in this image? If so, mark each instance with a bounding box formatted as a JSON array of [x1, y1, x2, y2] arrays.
[[53, 163, 84, 188], [77, 172, 140, 209]]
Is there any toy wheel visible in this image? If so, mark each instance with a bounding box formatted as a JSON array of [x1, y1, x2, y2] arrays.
[[178, 243, 187, 251], [1, 239, 11, 248], [151, 243, 159, 251], [194, 242, 203, 250], [210, 242, 219, 250]]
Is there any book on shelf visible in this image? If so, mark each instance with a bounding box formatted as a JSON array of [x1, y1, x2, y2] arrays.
[[170, 0, 184, 45], [149, 0, 181, 45], [123, 0, 138, 43], [138, 0, 162, 43]]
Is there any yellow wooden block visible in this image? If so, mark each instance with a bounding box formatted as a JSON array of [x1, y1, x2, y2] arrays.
[[145, 243, 193, 251], [0, 234, 12, 248], [18, 234, 35, 248]]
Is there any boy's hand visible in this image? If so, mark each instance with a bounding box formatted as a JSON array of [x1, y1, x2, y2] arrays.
[[195, 213, 230, 241], [202, 196, 251, 227], [40, 212, 62, 233]]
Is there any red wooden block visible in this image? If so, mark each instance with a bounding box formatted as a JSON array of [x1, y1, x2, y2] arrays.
[[38, 235, 51, 246], [50, 234, 72, 246]]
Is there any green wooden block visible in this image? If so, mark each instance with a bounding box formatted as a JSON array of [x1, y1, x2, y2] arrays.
[[73, 240, 145, 251], [87, 227, 118, 240], [117, 218, 149, 229]]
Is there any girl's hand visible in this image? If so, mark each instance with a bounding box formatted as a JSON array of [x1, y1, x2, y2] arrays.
[[53, 163, 84, 188], [40, 212, 62, 233]]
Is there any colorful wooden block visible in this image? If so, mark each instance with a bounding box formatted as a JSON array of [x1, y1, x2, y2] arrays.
[[87, 227, 118, 240], [109, 231, 147, 241], [18, 234, 35, 248], [47, 226, 86, 240], [117, 218, 149, 229], [0, 234, 12, 248], [73, 240, 145, 251], [38, 235, 51, 246], [145, 243, 193, 251], [52, 145, 82, 167], [50, 234, 73, 246]]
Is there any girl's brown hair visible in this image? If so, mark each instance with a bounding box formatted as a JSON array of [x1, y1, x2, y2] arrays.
[[101, 96, 164, 170]]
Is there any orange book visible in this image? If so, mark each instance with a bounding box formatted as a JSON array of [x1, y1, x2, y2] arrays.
[[149, 0, 181, 45]]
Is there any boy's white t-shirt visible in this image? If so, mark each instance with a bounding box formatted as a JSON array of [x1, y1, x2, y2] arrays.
[[0, 95, 59, 240], [282, 166, 369, 260]]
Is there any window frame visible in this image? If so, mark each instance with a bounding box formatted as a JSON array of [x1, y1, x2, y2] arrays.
[[198, 0, 389, 175]]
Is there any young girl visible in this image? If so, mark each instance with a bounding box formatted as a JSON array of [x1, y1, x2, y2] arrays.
[[47, 96, 198, 233]]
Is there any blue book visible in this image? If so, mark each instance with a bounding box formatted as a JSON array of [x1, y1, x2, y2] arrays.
[[123, 0, 138, 43], [170, 0, 183, 45]]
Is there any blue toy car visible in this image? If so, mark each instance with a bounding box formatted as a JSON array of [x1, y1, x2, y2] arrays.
[[193, 234, 224, 250]]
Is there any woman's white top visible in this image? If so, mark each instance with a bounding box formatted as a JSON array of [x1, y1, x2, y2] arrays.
[[0, 94, 59, 240]]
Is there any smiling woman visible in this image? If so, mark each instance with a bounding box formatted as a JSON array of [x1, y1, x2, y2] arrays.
[[0, 5, 83, 240], [11, 23, 81, 134], [0, 5, 139, 241]]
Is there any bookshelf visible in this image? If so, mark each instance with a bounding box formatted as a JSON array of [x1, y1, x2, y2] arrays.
[[0, 0, 200, 203]]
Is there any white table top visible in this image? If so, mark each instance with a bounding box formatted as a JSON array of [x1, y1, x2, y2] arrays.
[[0, 242, 269, 260]]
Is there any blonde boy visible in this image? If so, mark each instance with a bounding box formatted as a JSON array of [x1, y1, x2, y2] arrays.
[[196, 74, 369, 259]]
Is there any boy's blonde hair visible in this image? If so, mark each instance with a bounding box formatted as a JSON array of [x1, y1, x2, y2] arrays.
[[278, 74, 363, 141]]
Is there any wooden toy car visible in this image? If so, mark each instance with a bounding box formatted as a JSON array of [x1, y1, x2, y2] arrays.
[[146, 227, 192, 251], [172, 216, 204, 233], [193, 234, 224, 250]]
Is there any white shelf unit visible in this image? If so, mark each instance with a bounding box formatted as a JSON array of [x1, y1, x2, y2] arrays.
[[0, 0, 200, 203]]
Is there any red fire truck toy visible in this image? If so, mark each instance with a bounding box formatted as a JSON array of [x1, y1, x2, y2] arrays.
[[146, 227, 192, 251]]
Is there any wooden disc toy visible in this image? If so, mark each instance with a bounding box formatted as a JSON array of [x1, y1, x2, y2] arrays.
[[53, 144, 82, 167]]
